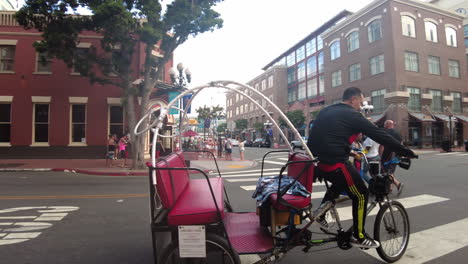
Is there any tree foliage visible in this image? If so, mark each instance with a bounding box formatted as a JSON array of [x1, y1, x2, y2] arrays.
[[253, 122, 264, 132], [278, 110, 305, 129], [195, 105, 224, 122], [216, 122, 227, 133], [15, 0, 224, 168], [234, 119, 247, 130]]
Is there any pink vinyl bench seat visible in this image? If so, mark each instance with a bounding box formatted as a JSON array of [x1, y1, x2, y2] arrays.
[[147, 152, 224, 226]]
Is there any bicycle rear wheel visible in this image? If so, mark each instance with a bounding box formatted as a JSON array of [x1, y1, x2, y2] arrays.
[[374, 200, 410, 263], [159, 232, 240, 264]]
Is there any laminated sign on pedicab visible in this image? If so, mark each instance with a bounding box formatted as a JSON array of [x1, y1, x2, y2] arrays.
[[134, 80, 417, 264]]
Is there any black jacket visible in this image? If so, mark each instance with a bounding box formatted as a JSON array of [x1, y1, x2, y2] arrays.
[[307, 103, 412, 164]]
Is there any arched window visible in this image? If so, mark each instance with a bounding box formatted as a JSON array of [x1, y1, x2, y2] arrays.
[[401, 15, 416, 38], [347, 31, 359, 52], [445, 27, 457, 47], [330, 40, 340, 60], [424, 21, 438, 42], [368, 19, 382, 43]]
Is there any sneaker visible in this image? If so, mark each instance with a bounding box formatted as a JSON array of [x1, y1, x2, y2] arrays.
[[350, 234, 380, 249], [397, 183, 404, 196], [317, 217, 329, 230]]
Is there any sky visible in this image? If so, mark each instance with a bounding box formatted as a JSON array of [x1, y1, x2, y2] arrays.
[[14, 0, 379, 113]]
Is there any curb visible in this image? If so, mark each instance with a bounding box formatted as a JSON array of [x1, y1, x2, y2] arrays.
[[0, 168, 52, 172], [0, 167, 212, 176]]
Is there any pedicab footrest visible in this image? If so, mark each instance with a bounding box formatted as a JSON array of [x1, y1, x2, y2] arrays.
[[224, 212, 274, 254]]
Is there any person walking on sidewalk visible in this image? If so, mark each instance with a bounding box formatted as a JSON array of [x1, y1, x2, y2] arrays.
[[106, 134, 116, 167], [118, 136, 129, 167], [380, 120, 404, 196], [237, 136, 245, 160], [225, 136, 233, 161]]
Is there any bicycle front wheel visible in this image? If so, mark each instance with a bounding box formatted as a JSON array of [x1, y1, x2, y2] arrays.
[[374, 200, 410, 263], [159, 232, 241, 264]]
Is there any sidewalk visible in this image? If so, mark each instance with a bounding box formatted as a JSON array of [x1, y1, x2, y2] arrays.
[[0, 156, 256, 176]]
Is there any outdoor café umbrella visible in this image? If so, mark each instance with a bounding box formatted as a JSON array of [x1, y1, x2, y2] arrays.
[[182, 130, 198, 137]]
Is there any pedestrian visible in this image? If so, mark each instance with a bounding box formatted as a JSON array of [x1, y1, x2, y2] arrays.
[[106, 134, 116, 167], [112, 134, 119, 159], [156, 137, 165, 159], [225, 136, 232, 161], [118, 136, 129, 167], [237, 136, 245, 160], [380, 120, 404, 195], [363, 135, 380, 182]]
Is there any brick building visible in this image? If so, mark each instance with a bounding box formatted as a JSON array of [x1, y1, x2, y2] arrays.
[[0, 11, 175, 158], [322, 0, 468, 148]]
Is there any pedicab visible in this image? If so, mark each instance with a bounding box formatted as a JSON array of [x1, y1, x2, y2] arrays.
[[134, 80, 413, 263]]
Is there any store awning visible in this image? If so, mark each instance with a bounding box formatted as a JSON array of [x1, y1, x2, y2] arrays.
[[456, 115, 468, 122], [408, 112, 435, 122], [433, 114, 452, 122], [367, 114, 385, 123]]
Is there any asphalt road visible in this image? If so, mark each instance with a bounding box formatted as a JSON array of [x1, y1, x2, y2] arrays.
[[1, 148, 468, 264]]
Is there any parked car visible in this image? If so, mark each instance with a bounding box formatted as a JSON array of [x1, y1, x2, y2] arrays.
[[229, 139, 239, 146], [252, 138, 271, 148], [244, 140, 253, 147], [291, 137, 308, 150]]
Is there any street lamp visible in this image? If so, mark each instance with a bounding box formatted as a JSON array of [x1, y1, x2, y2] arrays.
[[169, 63, 192, 134], [361, 101, 374, 116]]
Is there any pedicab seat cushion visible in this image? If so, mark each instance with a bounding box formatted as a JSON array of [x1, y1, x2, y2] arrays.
[[148, 152, 225, 226], [270, 152, 314, 211]]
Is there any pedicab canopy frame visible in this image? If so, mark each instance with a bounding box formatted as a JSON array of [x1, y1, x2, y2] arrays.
[[134, 80, 314, 170]]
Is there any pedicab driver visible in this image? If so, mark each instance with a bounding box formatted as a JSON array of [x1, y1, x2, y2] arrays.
[[307, 87, 417, 249]]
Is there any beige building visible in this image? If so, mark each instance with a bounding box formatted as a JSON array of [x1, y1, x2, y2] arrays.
[[322, 0, 468, 148]]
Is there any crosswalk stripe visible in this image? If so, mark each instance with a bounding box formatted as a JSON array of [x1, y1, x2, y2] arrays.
[[210, 168, 282, 175], [434, 152, 460, 155], [336, 194, 449, 222], [365, 216, 468, 263], [228, 178, 262, 183], [223, 172, 284, 178], [261, 160, 287, 165], [240, 182, 325, 189], [277, 157, 289, 161]]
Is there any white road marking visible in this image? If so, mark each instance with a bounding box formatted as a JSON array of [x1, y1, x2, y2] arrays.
[[3, 222, 52, 232], [35, 213, 68, 221], [4, 232, 41, 239], [37, 206, 79, 213], [210, 168, 283, 175], [223, 172, 284, 178], [277, 157, 289, 161], [0, 216, 36, 220], [261, 160, 287, 165], [336, 194, 449, 221], [0, 239, 29, 245], [239, 254, 262, 264], [0, 207, 47, 214], [365, 217, 468, 263], [434, 152, 460, 156]]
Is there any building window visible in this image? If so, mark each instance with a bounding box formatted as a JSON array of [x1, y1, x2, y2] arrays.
[[296, 45, 305, 62], [319, 75, 324, 95], [318, 51, 324, 73], [370, 54, 384, 75], [287, 67, 296, 84], [348, 63, 361, 82], [288, 88, 296, 103], [286, 52, 295, 66], [448, 60, 460, 78], [371, 89, 385, 113], [330, 41, 341, 60], [464, 25, 468, 37], [298, 83, 306, 100], [425, 21, 438, 42], [36, 51, 52, 73], [34, 104, 49, 143], [317, 36, 323, 50], [428, 56, 441, 75], [401, 15, 416, 38], [465, 38, 468, 48], [307, 78, 317, 98], [254, 83, 259, 91], [368, 19, 382, 43], [306, 56, 317, 77], [347, 31, 359, 52], [261, 79, 267, 91], [297, 62, 306, 81], [407, 87, 421, 111], [331, 70, 342, 88], [71, 104, 86, 143], [430, 90, 442, 112], [109, 105, 123, 137], [306, 38, 316, 56], [0, 45, 15, 72], [404, 51, 419, 72], [268, 75, 274, 88], [72, 48, 89, 74], [445, 27, 457, 47], [451, 92, 462, 113], [0, 104, 11, 143]]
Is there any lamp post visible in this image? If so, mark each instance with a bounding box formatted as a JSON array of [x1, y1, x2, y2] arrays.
[[361, 101, 374, 117], [169, 63, 192, 140]]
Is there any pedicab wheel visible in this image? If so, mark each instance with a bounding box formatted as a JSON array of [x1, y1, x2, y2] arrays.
[[374, 200, 410, 263], [159, 232, 241, 264]]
